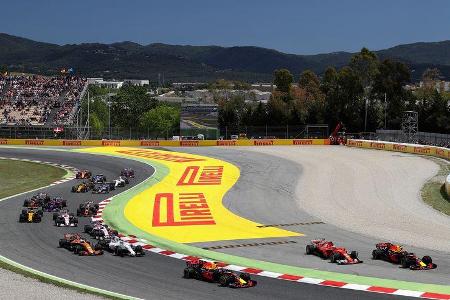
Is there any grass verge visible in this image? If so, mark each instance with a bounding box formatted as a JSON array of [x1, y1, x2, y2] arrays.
[[421, 157, 450, 216], [0, 160, 66, 198]]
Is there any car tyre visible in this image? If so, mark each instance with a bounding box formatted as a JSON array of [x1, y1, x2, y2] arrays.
[[219, 274, 234, 287]]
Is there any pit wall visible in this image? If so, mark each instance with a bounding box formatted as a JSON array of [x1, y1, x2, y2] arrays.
[[0, 138, 329, 147], [348, 139, 450, 198]]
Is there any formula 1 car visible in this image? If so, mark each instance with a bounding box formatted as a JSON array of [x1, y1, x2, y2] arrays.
[[84, 223, 118, 239], [23, 198, 42, 208], [112, 176, 129, 188], [305, 239, 362, 265], [92, 184, 111, 194], [76, 169, 92, 179], [91, 174, 107, 184], [53, 210, 78, 227], [71, 181, 94, 193], [42, 197, 67, 212], [58, 233, 103, 256], [19, 208, 43, 223], [97, 236, 145, 257], [120, 168, 135, 178], [183, 259, 257, 288], [372, 242, 437, 270], [23, 192, 50, 207], [77, 201, 99, 217]]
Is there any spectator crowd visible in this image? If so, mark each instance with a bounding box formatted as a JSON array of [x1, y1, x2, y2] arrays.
[[0, 75, 86, 126]]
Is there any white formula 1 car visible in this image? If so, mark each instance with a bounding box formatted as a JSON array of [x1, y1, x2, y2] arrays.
[[84, 223, 118, 240], [112, 176, 129, 188], [98, 236, 145, 257], [53, 210, 78, 227]]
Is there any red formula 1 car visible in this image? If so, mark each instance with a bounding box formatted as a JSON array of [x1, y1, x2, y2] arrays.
[[306, 239, 362, 265], [183, 260, 257, 288], [372, 242, 437, 270]]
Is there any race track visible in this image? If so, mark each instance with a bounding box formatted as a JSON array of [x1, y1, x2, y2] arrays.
[[174, 146, 450, 286], [0, 146, 447, 299]]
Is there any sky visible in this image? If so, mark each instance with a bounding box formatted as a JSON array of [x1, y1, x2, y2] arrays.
[[1, 0, 450, 55]]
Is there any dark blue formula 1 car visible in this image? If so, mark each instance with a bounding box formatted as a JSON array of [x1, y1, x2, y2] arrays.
[[92, 184, 111, 194], [91, 174, 107, 184], [43, 197, 67, 212]]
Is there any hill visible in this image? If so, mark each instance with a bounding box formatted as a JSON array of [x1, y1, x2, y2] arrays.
[[1, 33, 450, 82]]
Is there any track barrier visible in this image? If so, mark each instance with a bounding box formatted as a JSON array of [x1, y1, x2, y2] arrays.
[[347, 139, 450, 161], [0, 138, 329, 147], [446, 174, 450, 199]]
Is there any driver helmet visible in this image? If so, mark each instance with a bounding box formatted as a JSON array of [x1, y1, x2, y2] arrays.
[[203, 262, 217, 270], [389, 244, 403, 253]]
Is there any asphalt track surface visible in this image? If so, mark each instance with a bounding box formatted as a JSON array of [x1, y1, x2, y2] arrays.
[[0, 147, 425, 299], [174, 147, 450, 286]]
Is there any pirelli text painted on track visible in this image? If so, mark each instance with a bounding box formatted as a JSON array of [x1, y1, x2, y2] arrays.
[[79, 147, 301, 243]]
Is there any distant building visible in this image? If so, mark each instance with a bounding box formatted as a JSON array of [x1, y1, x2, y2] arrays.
[[418, 80, 450, 92], [87, 78, 123, 89], [124, 79, 149, 86], [185, 89, 271, 103], [173, 82, 207, 90], [251, 83, 275, 92]]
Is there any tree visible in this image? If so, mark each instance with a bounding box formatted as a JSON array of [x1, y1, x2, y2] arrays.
[[139, 105, 180, 138], [422, 68, 440, 82], [0, 65, 7, 76], [111, 85, 157, 128], [349, 47, 379, 89], [414, 88, 449, 133], [273, 69, 293, 94], [267, 96, 289, 125], [422, 68, 441, 89], [372, 59, 411, 128], [299, 70, 320, 90], [251, 101, 268, 126], [297, 70, 326, 123], [89, 113, 104, 137], [335, 66, 365, 131]]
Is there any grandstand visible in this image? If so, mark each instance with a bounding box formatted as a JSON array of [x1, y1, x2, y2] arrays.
[[0, 75, 87, 126]]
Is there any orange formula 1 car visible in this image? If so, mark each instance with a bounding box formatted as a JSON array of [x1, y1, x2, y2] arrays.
[[58, 233, 103, 256]]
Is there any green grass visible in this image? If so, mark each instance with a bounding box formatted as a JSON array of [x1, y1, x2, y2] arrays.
[[0, 160, 66, 199], [421, 158, 450, 216]]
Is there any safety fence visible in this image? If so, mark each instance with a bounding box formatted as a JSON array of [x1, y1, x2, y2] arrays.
[[0, 138, 330, 147]]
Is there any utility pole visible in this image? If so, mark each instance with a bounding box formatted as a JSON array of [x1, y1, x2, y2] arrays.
[[108, 100, 111, 140], [87, 90, 90, 139], [364, 96, 368, 132], [384, 93, 387, 129]]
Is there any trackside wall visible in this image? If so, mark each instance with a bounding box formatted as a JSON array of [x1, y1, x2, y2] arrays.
[[0, 138, 329, 147], [446, 174, 450, 198]]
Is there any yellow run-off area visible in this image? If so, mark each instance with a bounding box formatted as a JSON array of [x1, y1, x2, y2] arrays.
[[79, 147, 300, 243]]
